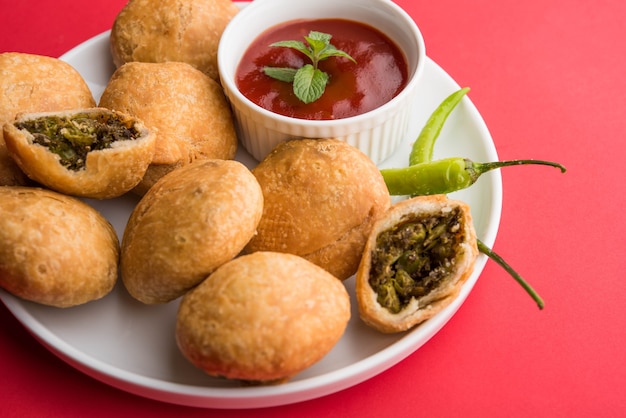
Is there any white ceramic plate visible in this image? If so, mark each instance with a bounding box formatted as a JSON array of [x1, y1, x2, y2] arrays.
[[0, 3, 502, 409]]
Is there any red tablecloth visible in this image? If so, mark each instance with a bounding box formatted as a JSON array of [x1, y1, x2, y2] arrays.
[[2, 1, 625, 416]]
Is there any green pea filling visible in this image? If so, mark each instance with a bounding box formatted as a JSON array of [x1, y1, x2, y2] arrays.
[[369, 208, 464, 314], [16, 112, 141, 171]]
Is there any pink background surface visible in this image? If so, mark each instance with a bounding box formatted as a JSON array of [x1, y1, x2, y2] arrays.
[[1, 0, 625, 416]]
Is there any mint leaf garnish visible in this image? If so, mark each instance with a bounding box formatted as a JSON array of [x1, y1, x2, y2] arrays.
[[293, 64, 329, 104], [263, 31, 356, 104], [263, 67, 298, 83], [269, 40, 310, 56]]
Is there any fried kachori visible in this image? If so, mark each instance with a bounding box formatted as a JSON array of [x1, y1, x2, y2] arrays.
[[176, 251, 350, 384], [121, 159, 263, 304], [3, 108, 156, 199], [110, 0, 239, 80], [244, 138, 391, 280], [98, 61, 237, 195], [356, 195, 478, 333], [0, 52, 95, 186], [0, 187, 119, 308]]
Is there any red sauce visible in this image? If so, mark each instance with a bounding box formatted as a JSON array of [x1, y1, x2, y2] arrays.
[[235, 19, 408, 120]]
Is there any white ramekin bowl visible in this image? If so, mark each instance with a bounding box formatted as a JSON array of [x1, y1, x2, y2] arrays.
[[218, 0, 426, 164]]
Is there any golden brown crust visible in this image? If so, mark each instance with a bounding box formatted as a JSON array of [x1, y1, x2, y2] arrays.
[[175, 251, 350, 383], [244, 138, 391, 280], [356, 195, 478, 333], [0, 52, 95, 186], [0, 187, 119, 308], [128, 162, 180, 197], [3, 108, 156, 199], [110, 0, 239, 80], [98, 61, 238, 194], [0, 136, 30, 186], [120, 159, 263, 304]]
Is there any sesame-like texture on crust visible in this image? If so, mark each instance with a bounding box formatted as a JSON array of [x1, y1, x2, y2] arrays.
[[3, 108, 156, 199], [121, 159, 263, 304], [0, 52, 96, 186], [109, 0, 239, 80], [245, 138, 391, 280], [98, 61, 237, 194], [176, 251, 351, 383], [0, 187, 119, 308], [356, 195, 478, 333]]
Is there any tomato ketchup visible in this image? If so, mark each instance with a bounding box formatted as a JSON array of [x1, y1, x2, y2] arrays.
[[235, 19, 408, 120]]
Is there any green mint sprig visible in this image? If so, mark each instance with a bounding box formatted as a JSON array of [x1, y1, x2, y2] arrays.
[[263, 31, 356, 104]]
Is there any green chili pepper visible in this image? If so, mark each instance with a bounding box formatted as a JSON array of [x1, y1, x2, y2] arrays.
[[386, 87, 564, 310], [477, 239, 544, 309], [409, 87, 470, 166], [381, 157, 566, 196]]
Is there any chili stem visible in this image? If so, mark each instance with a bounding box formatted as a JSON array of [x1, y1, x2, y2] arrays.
[[473, 159, 567, 175], [477, 239, 545, 309]]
